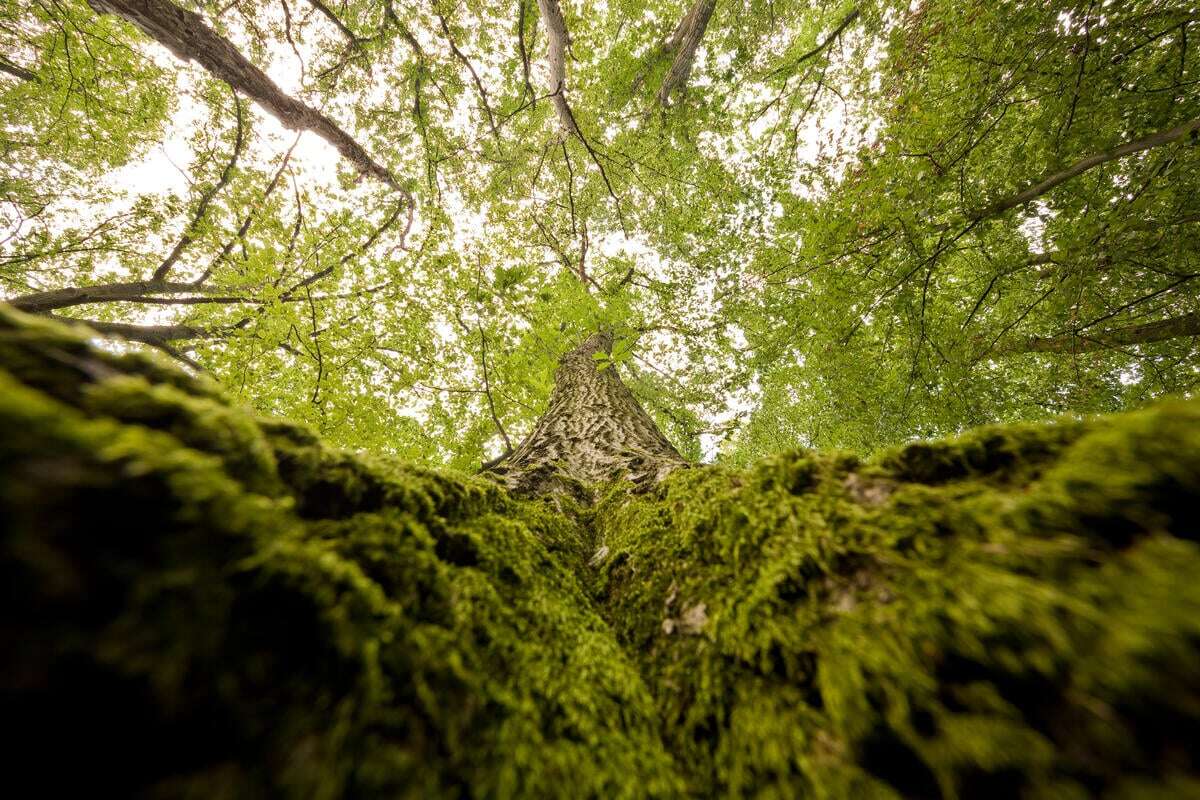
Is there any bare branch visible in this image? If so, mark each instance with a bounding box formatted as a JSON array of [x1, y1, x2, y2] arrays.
[[8, 280, 201, 313], [517, 0, 536, 104], [436, 12, 501, 141], [769, 8, 860, 78], [44, 313, 218, 344], [478, 324, 513, 452], [0, 55, 37, 82], [303, 0, 363, 45]]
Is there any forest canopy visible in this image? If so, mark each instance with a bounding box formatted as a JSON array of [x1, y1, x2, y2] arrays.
[[2, 0, 1198, 464]]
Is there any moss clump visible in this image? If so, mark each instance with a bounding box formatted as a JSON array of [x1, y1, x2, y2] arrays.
[[0, 306, 680, 798], [4, 305, 1200, 798], [592, 406, 1200, 798]]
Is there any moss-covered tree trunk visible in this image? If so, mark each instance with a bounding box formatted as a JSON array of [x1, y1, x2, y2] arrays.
[[3, 305, 1200, 799]]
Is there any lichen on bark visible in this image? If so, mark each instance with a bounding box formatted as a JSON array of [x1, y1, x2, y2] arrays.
[[3, 305, 1200, 798]]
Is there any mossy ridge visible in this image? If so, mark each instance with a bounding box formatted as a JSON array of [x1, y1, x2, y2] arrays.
[[592, 405, 1200, 798], [0, 306, 681, 798], [5, 306, 1200, 798]]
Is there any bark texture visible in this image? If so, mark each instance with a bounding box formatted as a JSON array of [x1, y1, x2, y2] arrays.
[[9, 279, 203, 314], [656, 0, 717, 104], [88, 0, 401, 190], [1012, 311, 1200, 353], [488, 332, 688, 498], [535, 0, 579, 135], [4, 306, 1200, 798]]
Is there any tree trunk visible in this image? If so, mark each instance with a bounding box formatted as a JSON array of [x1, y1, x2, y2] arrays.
[[4, 305, 1200, 798], [489, 332, 687, 498]]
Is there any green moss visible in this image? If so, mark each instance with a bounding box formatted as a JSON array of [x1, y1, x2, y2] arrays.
[[3, 305, 1200, 798], [0, 306, 680, 798], [594, 405, 1200, 798]]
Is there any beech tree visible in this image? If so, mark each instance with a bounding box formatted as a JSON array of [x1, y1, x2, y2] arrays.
[[2, 0, 1200, 797]]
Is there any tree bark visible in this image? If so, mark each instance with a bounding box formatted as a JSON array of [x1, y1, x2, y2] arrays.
[[534, 0, 578, 135], [1010, 310, 1200, 354], [489, 331, 687, 497], [656, 0, 717, 104], [87, 0, 402, 191], [8, 280, 202, 313]]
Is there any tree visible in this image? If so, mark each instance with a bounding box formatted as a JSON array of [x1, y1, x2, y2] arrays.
[[2, 0, 1200, 796]]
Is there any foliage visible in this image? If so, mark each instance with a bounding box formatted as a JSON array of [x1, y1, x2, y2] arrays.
[[2, 0, 1195, 464]]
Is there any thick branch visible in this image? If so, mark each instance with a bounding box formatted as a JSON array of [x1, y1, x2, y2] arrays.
[[8, 280, 200, 314], [87, 0, 403, 191], [1010, 311, 1200, 354], [44, 313, 218, 344], [969, 117, 1200, 221], [0, 55, 37, 82], [534, 0, 576, 134], [656, 0, 717, 104], [532, 0, 626, 229]]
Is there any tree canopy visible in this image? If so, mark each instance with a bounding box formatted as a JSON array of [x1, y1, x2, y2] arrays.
[[3, 0, 1198, 463]]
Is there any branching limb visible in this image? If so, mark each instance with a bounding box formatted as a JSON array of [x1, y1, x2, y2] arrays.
[[969, 117, 1200, 221], [156, 92, 246, 281], [88, 0, 405, 192]]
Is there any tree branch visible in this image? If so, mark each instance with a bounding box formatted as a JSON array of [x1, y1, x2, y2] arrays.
[[969, 117, 1200, 221], [8, 280, 202, 314], [0, 55, 37, 82], [478, 324, 513, 452], [656, 0, 717, 104], [534, 0, 576, 135], [88, 0, 404, 192], [155, 92, 246, 281], [1008, 311, 1200, 354], [769, 7, 860, 78], [44, 314, 219, 344], [436, 12, 501, 141]]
